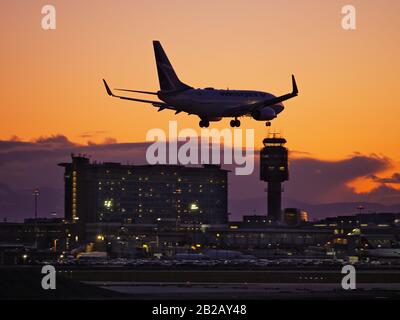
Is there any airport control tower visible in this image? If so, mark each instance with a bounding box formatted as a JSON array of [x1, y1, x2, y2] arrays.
[[260, 134, 289, 223]]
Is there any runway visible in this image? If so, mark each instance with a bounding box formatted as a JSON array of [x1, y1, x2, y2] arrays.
[[90, 282, 400, 300]]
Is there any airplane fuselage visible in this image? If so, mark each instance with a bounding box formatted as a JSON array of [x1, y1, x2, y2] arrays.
[[158, 88, 284, 118]]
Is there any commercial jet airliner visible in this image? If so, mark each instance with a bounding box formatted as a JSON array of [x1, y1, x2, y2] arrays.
[[103, 41, 298, 128]]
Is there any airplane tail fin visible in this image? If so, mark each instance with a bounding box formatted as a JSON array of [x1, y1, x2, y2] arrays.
[[153, 41, 192, 92]]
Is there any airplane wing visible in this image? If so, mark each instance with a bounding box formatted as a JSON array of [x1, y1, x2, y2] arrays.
[[226, 75, 298, 117], [226, 100, 269, 117], [103, 79, 177, 112]]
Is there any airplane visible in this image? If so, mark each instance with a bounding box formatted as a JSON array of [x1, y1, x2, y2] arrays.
[[103, 41, 298, 128]]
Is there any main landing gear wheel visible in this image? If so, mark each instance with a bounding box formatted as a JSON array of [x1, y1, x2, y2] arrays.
[[265, 121, 271, 127], [199, 119, 210, 128], [230, 119, 241, 127]]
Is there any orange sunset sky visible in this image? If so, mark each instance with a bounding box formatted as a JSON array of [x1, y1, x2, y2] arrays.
[[0, 0, 399, 193]]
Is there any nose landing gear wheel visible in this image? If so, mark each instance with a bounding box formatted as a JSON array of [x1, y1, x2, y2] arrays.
[[199, 119, 210, 128], [230, 119, 241, 127]]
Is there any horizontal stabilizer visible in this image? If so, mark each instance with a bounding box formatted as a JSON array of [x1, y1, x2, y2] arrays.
[[103, 79, 183, 113], [103, 79, 165, 105], [114, 88, 158, 95]]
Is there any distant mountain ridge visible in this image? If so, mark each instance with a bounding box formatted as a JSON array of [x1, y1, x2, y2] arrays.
[[284, 199, 400, 220], [2, 184, 400, 222], [229, 197, 400, 221]]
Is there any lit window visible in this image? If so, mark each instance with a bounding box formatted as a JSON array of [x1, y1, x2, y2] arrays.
[[104, 200, 113, 209]]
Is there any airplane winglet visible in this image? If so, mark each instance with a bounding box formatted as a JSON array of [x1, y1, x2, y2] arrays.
[[292, 74, 298, 95], [103, 79, 114, 96]]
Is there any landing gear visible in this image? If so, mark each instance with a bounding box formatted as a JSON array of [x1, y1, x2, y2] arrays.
[[199, 119, 209, 128], [265, 121, 271, 127], [230, 118, 241, 127]]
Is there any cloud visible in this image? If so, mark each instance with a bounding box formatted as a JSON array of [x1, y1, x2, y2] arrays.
[[9, 135, 20, 142], [79, 130, 108, 139], [354, 184, 400, 205], [228, 153, 392, 203], [227, 153, 400, 219], [289, 150, 312, 157], [87, 137, 118, 146], [285, 154, 392, 203], [369, 173, 400, 184], [0, 135, 399, 221], [34, 134, 76, 146]]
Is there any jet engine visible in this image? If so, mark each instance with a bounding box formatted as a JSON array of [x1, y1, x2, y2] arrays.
[[208, 117, 222, 122], [251, 107, 276, 121]]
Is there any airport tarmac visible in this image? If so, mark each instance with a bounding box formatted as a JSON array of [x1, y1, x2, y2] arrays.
[[91, 282, 400, 300]]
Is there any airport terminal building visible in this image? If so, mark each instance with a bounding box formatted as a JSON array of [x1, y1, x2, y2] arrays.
[[58, 155, 229, 226]]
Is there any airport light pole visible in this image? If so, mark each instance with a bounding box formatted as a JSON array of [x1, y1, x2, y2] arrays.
[[33, 189, 40, 219], [32, 189, 40, 249]]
